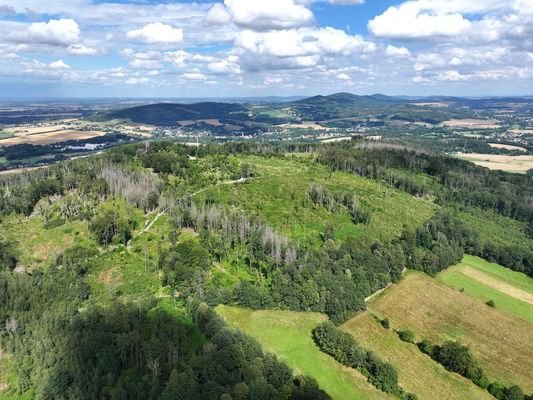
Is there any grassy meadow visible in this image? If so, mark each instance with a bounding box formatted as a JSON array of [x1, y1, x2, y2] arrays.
[[438, 255, 533, 322], [367, 272, 533, 392], [340, 313, 493, 400], [216, 305, 393, 400]]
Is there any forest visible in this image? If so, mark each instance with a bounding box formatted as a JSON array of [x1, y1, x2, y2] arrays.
[[0, 139, 531, 399]]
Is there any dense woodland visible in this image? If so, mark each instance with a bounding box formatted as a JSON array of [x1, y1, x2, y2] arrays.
[[0, 139, 531, 398]]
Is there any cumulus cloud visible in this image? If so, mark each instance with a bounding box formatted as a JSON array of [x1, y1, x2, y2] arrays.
[[27, 19, 80, 46], [127, 22, 183, 44], [208, 58, 241, 75], [210, 0, 314, 31], [49, 59, 70, 69], [385, 45, 411, 58], [182, 72, 207, 81]]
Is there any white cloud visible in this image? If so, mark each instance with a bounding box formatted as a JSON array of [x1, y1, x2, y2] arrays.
[[67, 44, 98, 55], [337, 72, 351, 80], [208, 59, 241, 75], [126, 77, 150, 85], [385, 45, 411, 58], [49, 59, 70, 69], [181, 72, 207, 80], [27, 19, 80, 46], [127, 22, 183, 44], [217, 0, 314, 30]]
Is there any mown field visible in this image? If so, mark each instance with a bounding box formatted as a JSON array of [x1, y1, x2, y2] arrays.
[[217, 305, 393, 400], [340, 313, 493, 400], [198, 155, 436, 246], [367, 272, 533, 392], [438, 255, 533, 322], [456, 153, 533, 173]]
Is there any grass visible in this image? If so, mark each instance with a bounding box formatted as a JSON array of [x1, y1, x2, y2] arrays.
[[341, 313, 493, 400], [216, 305, 393, 400], [438, 255, 533, 322], [199, 155, 435, 246], [0, 214, 92, 269], [366, 272, 533, 392], [0, 353, 34, 400]]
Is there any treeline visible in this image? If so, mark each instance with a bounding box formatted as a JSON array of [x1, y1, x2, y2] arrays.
[[401, 211, 532, 277], [0, 252, 330, 400], [313, 322, 417, 400]]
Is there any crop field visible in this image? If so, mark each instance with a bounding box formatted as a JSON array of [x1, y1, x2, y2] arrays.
[[340, 313, 493, 400], [198, 155, 436, 245], [456, 153, 533, 173], [441, 119, 500, 129], [438, 255, 533, 322], [488, 143, 527, 152], [216, 305, 392, 400], [0, 130, 105, 146], [366, 272, 533, 391]]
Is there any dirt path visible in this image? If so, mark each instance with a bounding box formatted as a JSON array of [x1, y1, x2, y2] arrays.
[[137, 177, 253, 238], [461, 266, 533, 305]]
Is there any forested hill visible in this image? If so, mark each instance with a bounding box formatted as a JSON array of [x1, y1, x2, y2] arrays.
[[0, 140, 531, 399], [92, 92, 473, 126], [97, 102, 248, 125]]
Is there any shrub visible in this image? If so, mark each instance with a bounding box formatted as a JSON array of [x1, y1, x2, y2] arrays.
[[381, 318, 390, 329], [397, 329, 415, 343], [486, 300, 495, 307]]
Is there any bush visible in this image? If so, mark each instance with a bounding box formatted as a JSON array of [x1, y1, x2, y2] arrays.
[[381, 318, 390, 329], [397, 329, 415, 343], [486, 300, 495, 307]]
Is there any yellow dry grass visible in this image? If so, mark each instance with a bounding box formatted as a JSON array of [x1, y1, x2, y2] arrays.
[[366, 272, 533, 391], [461, 266, 533, 305], [441, 119, 500, 129], [457, 153, 533, 173], [341, 313, 494, 400], [488, 143, 527, 152], [0, 130, 105, 146]]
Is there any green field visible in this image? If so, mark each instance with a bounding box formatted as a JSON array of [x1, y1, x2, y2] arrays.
[[367, 272, 533, 392], [199, 155, 435, 246], [341, 313, 493, 400], [438, 255, 533, 323], [217, 305, 392, 400]]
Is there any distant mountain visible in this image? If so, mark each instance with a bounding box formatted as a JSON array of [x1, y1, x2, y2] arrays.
[[98, 102, 248, 125], [295, 92, 401, 106]]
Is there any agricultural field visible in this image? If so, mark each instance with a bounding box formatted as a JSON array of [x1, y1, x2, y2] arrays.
[[198, 155, 436, 245], [438, 255, 533, 322], [216, 305, 392, 400], [488, 143, 527, 152], [441, 119, 501, 129], [366, 272, 533, 391], [0, 130, 105, 146], [456, 153, 533, 173], [340, 313, 493, 400]]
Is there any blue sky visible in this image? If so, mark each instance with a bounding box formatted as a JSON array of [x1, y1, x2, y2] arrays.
[[0, 0, 531, 98]]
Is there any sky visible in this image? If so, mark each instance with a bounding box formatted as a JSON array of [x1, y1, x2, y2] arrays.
[[0, 0, 532, 98]]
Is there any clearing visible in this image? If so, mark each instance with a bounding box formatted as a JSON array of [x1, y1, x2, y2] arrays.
[[438, 255, 533, 322], [456, 153, 533, 173], [366, 271, 533, 391], [341, 313, 493, 400], [217, 305, 393, 400], [197, 155, 435, 246]]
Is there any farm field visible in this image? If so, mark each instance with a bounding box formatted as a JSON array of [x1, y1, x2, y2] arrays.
[[216, 305, 393, 400], [438, 255, 533, 322], [340, 313, 493, 400], [198, 155, 436, 245], [441, 119, 500, 129], [456, 153, 533, 173], [367, 272, 533, 391], [488, 143, 527, 152], [0, 130, 105, 146]]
